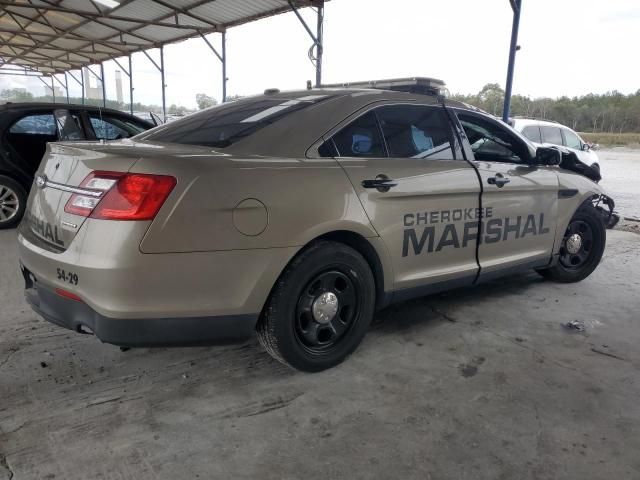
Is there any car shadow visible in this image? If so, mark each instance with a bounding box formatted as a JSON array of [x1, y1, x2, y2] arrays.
[[371, 271, 545, 334]]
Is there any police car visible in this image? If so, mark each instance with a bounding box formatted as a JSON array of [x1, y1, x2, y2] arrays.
[[18, 78, 615, 371]]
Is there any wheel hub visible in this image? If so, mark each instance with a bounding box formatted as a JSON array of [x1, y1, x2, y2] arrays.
[[566, 233, 583, 254], [312, 291, 339, 324]]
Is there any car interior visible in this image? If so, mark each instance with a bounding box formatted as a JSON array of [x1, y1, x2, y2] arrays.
[[457, 113, 528, 163], [5, 113, 60, 172]]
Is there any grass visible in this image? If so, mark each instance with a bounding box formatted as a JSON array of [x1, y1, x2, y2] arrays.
[[580, 132, 640, 148]]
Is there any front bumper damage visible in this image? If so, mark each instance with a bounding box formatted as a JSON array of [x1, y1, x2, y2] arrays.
[[592, 194, 619, 229]]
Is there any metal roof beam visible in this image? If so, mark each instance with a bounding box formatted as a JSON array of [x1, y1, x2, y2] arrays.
[[0, 0, 140, 66], [148, 0, 222, 30], [0, 1, 216, 31], [0, 27, 150, 49], [0, 0, 320, 75], [112, 57, 130, 77], [199, 32, 222, 62]]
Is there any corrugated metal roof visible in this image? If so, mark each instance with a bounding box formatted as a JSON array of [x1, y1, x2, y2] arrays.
[[0, 0, 321, 74]]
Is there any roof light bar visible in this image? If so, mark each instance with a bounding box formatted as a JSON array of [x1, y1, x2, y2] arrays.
[[321, 77, 447, 96]]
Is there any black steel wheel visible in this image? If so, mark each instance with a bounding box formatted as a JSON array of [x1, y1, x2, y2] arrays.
[[295, 270, 360, 353], [257, 241, 375, 372], [537, 203, 606, 283], [558, 220, 594, 270]]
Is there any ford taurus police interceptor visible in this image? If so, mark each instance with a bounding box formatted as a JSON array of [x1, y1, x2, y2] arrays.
[[18, 78, 616, 372]]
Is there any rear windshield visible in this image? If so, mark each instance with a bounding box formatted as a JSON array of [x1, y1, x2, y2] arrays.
[[140, 95, 330, 148]]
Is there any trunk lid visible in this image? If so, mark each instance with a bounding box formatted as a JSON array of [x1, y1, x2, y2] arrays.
[[25, 142, 141, 250]]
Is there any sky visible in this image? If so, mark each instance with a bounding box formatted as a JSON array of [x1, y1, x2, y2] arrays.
[[2, 0, 639, 109]]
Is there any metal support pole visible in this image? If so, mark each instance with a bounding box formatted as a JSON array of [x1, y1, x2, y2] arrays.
[[67, 70, 84, 104], [315, 3, 323, 87], [100, 62, 106, 107], [199, 31, 226, 103], [113, 55, 134, 114], [141, 48, 166, 120], [502, 0, 522, 123], [52, 74, 68, 104], [221, 32, 227, 102], [128, 54, 133, 114], [160, 46, 166, 121], [64, 73, 69, 103], [51, 77, 55, 103], [35, 75, 53, 99], [288, 0, 323, 87]]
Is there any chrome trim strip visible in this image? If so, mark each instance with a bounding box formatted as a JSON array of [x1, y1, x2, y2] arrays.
[[43, 179, 103, 198]]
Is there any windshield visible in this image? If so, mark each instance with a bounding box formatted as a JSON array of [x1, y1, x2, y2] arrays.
[[139, 94, 330, 148]]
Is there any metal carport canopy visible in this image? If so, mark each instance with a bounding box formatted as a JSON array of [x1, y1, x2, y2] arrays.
[[0, 0, 325, 114]]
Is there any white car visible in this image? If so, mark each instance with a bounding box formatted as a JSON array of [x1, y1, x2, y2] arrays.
[[511, 118, 600, 173]]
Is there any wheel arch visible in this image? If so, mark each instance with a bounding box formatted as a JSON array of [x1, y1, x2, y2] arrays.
[[0, 170, 31, 192], [257, 229, 392, 325], [314, 230, 390, 310]]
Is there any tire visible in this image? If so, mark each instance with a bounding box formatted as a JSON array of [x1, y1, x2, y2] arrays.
[[536, 204, 606, 283], [0, 175, 27, 230], [257, 240, 376, 372]]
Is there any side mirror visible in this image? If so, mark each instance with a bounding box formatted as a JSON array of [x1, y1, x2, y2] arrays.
[[581, 143, 590, 151], [535, 146, 562, 166]]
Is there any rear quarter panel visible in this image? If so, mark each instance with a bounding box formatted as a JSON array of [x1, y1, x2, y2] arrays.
[[136, 155, 377, 253]]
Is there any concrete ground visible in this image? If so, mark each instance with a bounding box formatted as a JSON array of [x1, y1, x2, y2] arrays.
[[1, 227, 639, 480]]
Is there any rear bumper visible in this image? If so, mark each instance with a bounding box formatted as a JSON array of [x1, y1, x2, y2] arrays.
[[23, 266, 257, 347]]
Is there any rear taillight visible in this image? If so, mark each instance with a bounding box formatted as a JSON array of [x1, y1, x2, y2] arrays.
[[64, 171, 176, 221]]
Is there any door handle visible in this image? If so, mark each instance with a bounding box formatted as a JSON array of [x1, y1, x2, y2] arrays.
[[487, 174, 510, 188], [362, 174, 397, 192]]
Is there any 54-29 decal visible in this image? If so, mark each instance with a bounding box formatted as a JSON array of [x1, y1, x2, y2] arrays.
[[56, 268, 78, 285]]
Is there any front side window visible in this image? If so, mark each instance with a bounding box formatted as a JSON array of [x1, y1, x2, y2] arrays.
[[540, 126, 563, 145], [89, 114, 146, 140], [522, 125, 542, 143], [332, 111, 386, 158], [376, 105, 454, 159], [9, 114, 56, 135], [562, 129, 582, 149], [458, 113, 526, 163]]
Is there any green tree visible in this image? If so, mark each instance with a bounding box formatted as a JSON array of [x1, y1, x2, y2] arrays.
[[1, 88, 34, 102], [196, 93, 217, 110]]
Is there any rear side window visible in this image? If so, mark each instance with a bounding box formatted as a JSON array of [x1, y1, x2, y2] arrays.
[[376, 105, 454, 159], [541, 126, 563, 145], [562, 129, 582, 149], [142, 95, 329, 148], [521, 125, 542, 143], [9, 114, 56, 135], [332, 111, 386, 157]]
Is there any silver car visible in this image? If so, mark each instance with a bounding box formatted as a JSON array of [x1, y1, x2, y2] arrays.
[[511, 118, 600, 173]]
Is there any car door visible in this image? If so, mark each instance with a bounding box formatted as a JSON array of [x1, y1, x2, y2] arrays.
[[4, 111, 59, 176], [454, 111, 558, 278], [321, 103, 481, 297]]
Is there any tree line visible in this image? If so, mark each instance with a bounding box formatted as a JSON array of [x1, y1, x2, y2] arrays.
[[5, 84, 639, 133], [0, 88, 191, 115], [450, 83, 640, 134]]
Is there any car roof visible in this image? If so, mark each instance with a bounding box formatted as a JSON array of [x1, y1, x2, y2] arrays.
[[0, 102, 148, 119], [512, 117, 566, 129]]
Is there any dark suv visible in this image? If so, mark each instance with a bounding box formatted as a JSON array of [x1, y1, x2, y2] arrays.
[[0, 103, 154, 229]]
